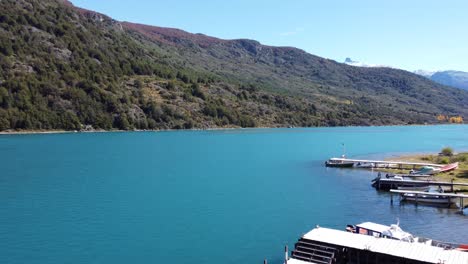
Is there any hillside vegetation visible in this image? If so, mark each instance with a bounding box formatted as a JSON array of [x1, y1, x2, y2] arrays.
[[0, 0, 467, 131]]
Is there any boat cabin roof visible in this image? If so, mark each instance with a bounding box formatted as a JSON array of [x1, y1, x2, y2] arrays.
[[356, 222, 389, 233], [302, 227, 468, 264], [357, 222, 414, 241]]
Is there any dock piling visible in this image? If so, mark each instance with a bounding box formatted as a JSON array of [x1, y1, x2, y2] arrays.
[[460, 198, 464, 213], [284, 245, 288, 264]]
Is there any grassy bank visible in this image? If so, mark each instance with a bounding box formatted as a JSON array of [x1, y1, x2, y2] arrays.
[[383, 151, 468, 188], [386, 147, 468, 187]]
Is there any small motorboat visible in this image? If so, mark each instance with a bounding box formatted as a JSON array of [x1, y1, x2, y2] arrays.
[[439, 162, 459, 173], [401, 192, 455, 205], [354, 162, 375, 168], [346, 221, 462, 249], [410, 166, 440, 175], [385, 173, 433, 179], [371, 175, 430, 191], [325, 158, 354, 168], [397, 185, 431, 192], [457, 244, 468, 252], [374, 163, 398, 168], [347, 222, 415, 242]]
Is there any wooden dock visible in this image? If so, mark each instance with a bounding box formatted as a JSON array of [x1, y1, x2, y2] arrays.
[[329, 157, 444, 168], [372, 177, 468, 191], [375, 178, 468, 187]]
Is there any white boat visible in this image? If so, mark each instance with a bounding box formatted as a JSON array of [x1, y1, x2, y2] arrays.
[[347, 222, 415, 242], [401, 193, 454, 205], [346, 221, 461, 249], [371, 175, 431, 191], [325, 158, 354, 168], [397, 185, 431, 192], [410, 166, 441, 175], [374, 163, 398, 168], [291, 224, 468, 264], [354, 162, 374, 168]]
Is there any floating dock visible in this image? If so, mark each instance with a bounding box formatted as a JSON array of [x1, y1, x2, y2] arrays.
[[287, 226, 468, 264], [328, 158, 444, 169], [372, 178, 468, 191]]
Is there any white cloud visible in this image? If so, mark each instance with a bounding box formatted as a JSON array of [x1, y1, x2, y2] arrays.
[[413, 69, 436, 77], [344, 58, 391, 68]]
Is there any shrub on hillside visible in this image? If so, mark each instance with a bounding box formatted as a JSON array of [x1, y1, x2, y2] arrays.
[[440, 147, 453, 156], [438, 157, 450, 164]]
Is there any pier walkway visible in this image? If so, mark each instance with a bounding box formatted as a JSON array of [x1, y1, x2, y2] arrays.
[[373, 177, 468, 192], [329, 158, 444, 168]]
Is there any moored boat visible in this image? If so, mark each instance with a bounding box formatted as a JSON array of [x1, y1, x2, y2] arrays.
[[346, 221, 462, 249], [371, 175, 430, 191], [354, 162, 374, 168], [410, 166, 440, 175], [439, 162, 459, 173], [374, 163, 398, 168], [401, 192, 455, 205], [325, 158, 354, 168], [385, 173, 433, 179], [397, 185, 431, 191], [346, 221, 415, 242], [288, 223, 468, 264]]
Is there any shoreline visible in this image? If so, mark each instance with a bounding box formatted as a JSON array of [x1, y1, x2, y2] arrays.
[[382, 152, 468, 186], [1, 123, 466, 135], [0, 130, 72, 135]]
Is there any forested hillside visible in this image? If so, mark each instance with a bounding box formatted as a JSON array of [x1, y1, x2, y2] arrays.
[[0, 0, 466, 131]]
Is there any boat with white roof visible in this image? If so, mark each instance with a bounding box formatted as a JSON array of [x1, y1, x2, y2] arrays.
[[346, 221, 463, 248], [346, 222, 416, 242], [286, 223, 468, 264], [325, 158, 354, 168]]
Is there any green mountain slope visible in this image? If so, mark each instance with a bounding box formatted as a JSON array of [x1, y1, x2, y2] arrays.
[[0, 0, 466, 131], [124, 22, 468, 120]]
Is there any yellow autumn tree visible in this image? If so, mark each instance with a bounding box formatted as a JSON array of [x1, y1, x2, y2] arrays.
[[436, 114, 447, 121], [449, 116, 463, 123]]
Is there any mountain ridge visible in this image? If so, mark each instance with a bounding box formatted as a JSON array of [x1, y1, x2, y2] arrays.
[[0, 0, 466, 131]]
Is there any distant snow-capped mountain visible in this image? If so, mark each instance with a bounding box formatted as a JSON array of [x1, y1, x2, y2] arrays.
[[344, 58, 468, 91], [414, 70, 468, 91]]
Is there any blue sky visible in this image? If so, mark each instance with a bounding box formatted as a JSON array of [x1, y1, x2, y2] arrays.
[[70, 0, 468, 72]]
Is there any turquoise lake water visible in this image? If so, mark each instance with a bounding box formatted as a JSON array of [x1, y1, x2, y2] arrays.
[[1, 125, 468, 264]]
